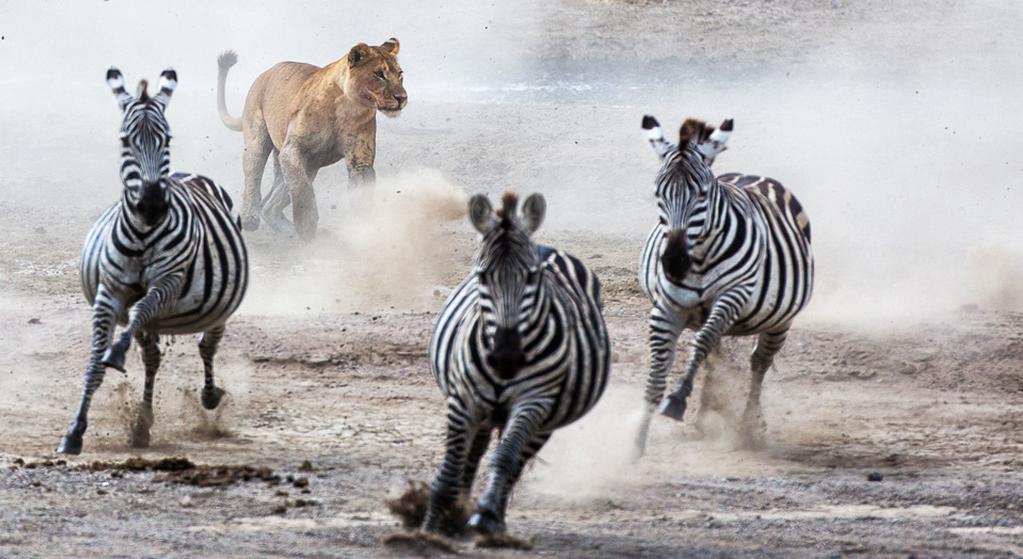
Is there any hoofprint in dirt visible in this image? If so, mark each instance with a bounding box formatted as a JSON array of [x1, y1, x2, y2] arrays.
[[2, 235, 1023, 557]]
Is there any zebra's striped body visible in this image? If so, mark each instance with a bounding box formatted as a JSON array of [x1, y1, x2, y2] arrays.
[[57, 68, 248, 455], [423, 192, 610, 536], [635, 116, 813, 455], [80, 172, 248, 334]]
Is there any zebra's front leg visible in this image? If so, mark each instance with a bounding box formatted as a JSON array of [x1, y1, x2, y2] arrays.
[[468, 404, 548, 536], [424, 396, 480, 535], [740, 328, 789, 448], [57, 288, 122, 455], [660, 298, 743, 421], [130, 331, 161, 448], [635, 306, 683, 460], [101, 274, 183, 372], [198, 325, 226, 410]]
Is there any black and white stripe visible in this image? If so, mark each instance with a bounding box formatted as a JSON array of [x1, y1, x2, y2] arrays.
[[422, 192, 611, 536], [57, 68, 249, 455], [635, 115, 813, 455]]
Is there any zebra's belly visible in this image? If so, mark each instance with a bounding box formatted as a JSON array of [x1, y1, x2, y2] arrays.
[[81, 249, 247, 336]]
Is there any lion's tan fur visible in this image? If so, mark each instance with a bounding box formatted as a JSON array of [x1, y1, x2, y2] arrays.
[[217, 39, 406, 239]]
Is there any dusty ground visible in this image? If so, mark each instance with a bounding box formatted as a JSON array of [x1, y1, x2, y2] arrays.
[[2, 0, 1023, 557]]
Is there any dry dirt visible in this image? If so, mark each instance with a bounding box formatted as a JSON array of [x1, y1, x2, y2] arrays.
[[2, 1, 1022, 558]]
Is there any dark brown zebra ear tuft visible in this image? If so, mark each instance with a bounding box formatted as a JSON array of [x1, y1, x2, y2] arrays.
[[679, 118, 708, 147], [496, 191, 519, 226], [136, 79, 150, 102]]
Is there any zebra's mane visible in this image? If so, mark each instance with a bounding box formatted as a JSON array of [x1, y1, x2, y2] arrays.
[[495, 191, 519, 229], [476, 193, 538, 270]]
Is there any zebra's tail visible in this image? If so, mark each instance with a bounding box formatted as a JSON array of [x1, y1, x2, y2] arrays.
[[217, 51, 243, 132]]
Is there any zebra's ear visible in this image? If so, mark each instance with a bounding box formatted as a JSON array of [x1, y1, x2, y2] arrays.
[[521, 193, 546, 234], [696, 118, 733, 164], [106, 67, 134, 111], [152, 68, 177, 109], [468, 194, 498, 235], [642, 114, 673, 160]]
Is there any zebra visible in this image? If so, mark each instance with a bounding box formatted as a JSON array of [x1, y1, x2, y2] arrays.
[[634, 115, 813, 456], [56, 68, 249, 455], [421, 192, 611, 537]]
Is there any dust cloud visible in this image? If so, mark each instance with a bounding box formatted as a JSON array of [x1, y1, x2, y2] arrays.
[[2, 1, 1021, 326]]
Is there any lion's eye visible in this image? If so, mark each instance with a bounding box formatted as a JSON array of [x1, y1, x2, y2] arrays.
[[375, 70, 386, 80]]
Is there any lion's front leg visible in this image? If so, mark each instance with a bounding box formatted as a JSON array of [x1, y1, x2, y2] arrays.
[[342, 126, 377, 213]]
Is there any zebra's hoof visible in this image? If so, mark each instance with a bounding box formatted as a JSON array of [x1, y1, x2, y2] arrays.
[[201, 386, 225, 410], [467, 508, 504, 536], [101, 346, 127, 372], [658, 395, 688, 421], [57, 434, 83, 455], [130, 408, 154, 448]]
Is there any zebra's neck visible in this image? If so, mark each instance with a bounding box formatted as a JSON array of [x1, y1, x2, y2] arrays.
[[686, 182, 743, 261], [522, 274, 551, 336], [117, 185, 176, 244]]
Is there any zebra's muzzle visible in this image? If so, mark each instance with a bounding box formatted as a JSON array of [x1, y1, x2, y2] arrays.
[[486, 327, 525, 380], [135, 182, 169, 226], [661, 229, 691, 283]]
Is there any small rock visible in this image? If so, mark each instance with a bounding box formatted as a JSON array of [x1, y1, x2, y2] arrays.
[[27, 318, 41, 325], [867, 472, 883, 482], [271, 505, 287, 515], [298, 460, 313, 472], [96, 489, 108, 495], [293, 476, 309, 488], [179, 496, 192, 508]]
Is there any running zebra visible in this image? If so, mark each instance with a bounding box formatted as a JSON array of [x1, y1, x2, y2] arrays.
[[635, 115, 813, 455], [56, 68, 248, 455], [421, 192, 611, 536]]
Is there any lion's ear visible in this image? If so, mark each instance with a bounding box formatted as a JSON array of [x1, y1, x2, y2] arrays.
[[380, 37, 400, 56], [348, 43, 372, 67]]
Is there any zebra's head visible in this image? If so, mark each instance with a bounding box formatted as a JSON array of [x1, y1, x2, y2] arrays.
[[469, 191, 547, 379], [642, 115, 725, 283], [108, 67, 176, 226]]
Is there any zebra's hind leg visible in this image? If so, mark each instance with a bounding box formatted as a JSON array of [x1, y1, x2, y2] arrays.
[[461, 425, 493, 500], [694, 345, 723, 439], [198, 325, 227, 410], [634, 306, 683, 461], [660, 297, 742, 421], [468, 405, 548, 536], [58, 287, 122, 455], [130, 331, 161, 448], [424, 397, 480, 535], [740, 328, 789, 449]]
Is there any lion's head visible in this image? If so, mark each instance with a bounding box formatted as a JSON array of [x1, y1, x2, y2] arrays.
[[344, 38, 407, 116]]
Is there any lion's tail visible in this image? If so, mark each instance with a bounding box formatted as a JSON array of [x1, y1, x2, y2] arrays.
[[217, 50, 243, 132]]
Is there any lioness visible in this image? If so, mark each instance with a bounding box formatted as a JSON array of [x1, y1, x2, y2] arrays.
[[217, 38, 407, 239]]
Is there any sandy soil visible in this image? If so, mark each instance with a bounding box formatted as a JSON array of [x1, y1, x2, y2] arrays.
[[1, 1, 1022, 557]]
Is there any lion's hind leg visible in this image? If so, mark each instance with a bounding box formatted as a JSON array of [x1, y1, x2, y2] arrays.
[[261, 151, 294, 234]]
